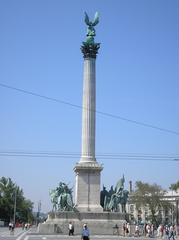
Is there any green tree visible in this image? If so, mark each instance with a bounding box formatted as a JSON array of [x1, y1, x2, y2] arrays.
[[131, 181, 171, 225], [169, 181, 179, 224], [169, 181, 179, 192], [0, 177, 34, 223]]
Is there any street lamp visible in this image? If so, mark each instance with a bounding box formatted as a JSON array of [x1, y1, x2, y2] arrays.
[[36, 200, 41, 225], [176, 197, 179, 225], [13, 187, 17, 226]]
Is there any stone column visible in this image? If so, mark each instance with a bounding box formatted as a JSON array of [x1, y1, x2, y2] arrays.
[[74, 43, 103, 212], [80, 51, 96, 162]]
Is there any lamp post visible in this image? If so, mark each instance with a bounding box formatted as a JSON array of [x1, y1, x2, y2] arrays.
[[176, 197, 179, 225], [36, 200, 41, 226], [13, 187, 17, 226]]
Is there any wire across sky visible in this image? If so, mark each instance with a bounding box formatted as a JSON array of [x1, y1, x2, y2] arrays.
[[0, 150, 178, 161], [0, 82, 179, 136]]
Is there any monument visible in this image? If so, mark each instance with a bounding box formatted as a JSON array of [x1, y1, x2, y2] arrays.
[[74, 11, 103, 213], [38, 12, 128, 235]]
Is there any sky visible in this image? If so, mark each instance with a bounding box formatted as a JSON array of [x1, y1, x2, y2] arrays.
[[0, 0, 179, 213]]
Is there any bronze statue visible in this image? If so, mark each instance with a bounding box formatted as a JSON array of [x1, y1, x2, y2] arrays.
[[56, 182, 73, 211], [84, 12, 99, 45], [100, 176, 129, 213], [49, 189, 58, 211], [49, 182, 73, 211]]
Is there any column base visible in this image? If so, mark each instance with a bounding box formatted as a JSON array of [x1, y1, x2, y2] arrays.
[[74, 161, 103, 170], [80, 156, 97, 163]]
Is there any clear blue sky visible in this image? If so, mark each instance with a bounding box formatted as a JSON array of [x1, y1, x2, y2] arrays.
[[0, 0, 179, 213]]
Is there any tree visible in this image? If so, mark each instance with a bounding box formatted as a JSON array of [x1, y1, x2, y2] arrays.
[[131, 181, 171, 225], [169, 181, 179, 224], [0, 177, 34, 223], [169, 181, 179, 192]]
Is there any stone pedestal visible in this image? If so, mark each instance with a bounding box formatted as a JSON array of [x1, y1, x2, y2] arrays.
[[38, 211, 128, 235], [74, 162, 103, 212]]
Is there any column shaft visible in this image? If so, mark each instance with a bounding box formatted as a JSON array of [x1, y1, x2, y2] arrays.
[[80, 57, 96, 162]]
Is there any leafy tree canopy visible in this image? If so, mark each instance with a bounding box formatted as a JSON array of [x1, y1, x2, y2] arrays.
[[131, 181, 171, 225], [169, 181, 179, 192], [0, 177, 34, 223]]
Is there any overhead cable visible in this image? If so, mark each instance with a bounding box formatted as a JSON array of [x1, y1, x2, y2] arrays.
[[0, 82, 178, 135], [0, 150, 178, 161]]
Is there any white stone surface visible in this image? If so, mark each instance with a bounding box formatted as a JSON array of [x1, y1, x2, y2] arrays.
[[80, 57, 96, 163], [74, 164, 103, 212], [74, 55, 103, 212]]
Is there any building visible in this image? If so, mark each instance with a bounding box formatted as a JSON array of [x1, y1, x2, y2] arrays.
[[127, 190, 179, 225]]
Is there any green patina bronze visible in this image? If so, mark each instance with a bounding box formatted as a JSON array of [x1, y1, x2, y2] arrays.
[[100, 176, 129, 213], [49, 182, 73, 212], [84, 11, 99, 45], [81, 12, 100, 59]]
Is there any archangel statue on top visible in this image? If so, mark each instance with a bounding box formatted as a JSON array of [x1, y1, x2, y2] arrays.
[[81, 12, 100, 58], [84, 12, 99, 45]]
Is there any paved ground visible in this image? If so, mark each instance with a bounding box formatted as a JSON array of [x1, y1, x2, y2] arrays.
[[1, 227, 177, 240], [25, 236, 152, 240], [0, 227, 25, 236], [22, 234, 166, 240], [0, 227, 31, 240]]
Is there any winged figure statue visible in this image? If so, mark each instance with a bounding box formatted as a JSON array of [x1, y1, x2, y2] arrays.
[[84, 12, 99, 44]]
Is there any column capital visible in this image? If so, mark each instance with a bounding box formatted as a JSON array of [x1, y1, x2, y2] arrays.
[[81, 42, 100, 59]]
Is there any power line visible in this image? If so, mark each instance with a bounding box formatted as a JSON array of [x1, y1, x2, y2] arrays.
[[0, 82, 179, 135], [0, 150, 178, 161], [0, 150, 178, 158], [0, 83, 82, 110]]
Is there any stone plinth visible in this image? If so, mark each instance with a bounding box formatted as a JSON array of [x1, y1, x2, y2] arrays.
[[74, 162, 103, 212], [38, 211, 128, 235]]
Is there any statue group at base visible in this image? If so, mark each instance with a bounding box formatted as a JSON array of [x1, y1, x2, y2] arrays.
[[50, 176, 129, 213], [49, 182, 73, 211], [100, 176, 129, 213]]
